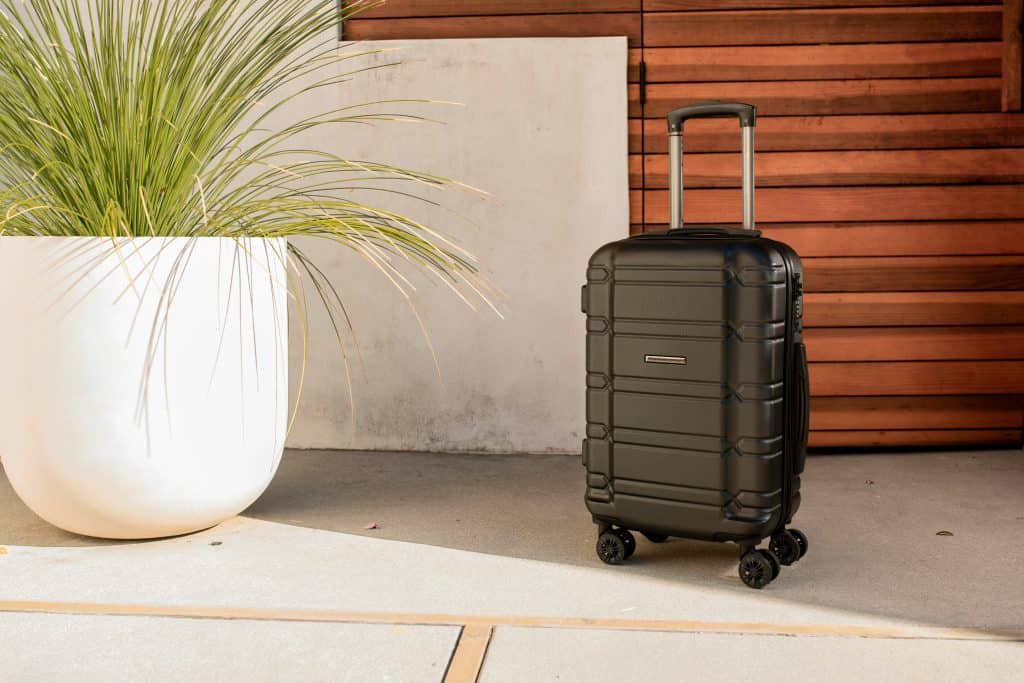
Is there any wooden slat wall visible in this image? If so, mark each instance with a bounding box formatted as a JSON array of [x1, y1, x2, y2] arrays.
[[346, 1, 643, 43], [346, 1, 1024, 449], [640, 0, 1023, 449]]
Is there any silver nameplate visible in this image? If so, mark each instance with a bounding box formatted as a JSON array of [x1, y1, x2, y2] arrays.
[[645, 354, 687, 366]]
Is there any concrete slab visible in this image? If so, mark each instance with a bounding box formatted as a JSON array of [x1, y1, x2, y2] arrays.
[[0, 612, 458, 683], [1, 451, 1022, 636], [479, 626, 1024, 683], [244, 449, 1024, 630]]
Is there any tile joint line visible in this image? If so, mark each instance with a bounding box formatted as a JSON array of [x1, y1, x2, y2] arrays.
[[0, 601, 1019, 644]]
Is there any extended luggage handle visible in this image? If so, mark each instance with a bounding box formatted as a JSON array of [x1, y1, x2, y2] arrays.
[[666, 101, 757, 231]]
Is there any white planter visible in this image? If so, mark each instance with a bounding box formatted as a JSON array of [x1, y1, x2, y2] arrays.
[[0, 237, 289, 539]]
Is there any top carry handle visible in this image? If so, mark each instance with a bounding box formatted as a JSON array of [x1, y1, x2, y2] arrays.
[[666, 101, 757, 231]]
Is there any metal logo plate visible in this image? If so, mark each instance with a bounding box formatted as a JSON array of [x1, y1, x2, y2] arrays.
[[644, 354, 687, 366]]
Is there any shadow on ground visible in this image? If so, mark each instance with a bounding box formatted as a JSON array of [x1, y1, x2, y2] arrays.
[[3, 449, 1022, 630], [244, 448, 1024, 631], [0, 470, 122, 547]]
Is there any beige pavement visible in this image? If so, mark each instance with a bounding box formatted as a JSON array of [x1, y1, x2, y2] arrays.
[[1, 450, 1022, 681]]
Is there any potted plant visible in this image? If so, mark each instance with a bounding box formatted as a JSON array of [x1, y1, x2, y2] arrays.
[[0, 0, 487, 539]]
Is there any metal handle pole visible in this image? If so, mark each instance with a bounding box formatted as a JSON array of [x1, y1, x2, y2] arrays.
[[742, 125, 755, 230], [669, 132, 683, 229], [667, 103, 756, 231]]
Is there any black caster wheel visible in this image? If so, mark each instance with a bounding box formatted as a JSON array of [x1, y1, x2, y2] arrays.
[[642, 532, 669, 543], [761, 548, 781, 580], [789, 528, 808, 560], [738, 550, 775, 589], [770, 531, 802, 566], [597, 531, 627, 565], [616, 528, 637, 559]]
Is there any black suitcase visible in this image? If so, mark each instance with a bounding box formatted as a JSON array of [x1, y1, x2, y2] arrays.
[[581, 101, 809, 588]]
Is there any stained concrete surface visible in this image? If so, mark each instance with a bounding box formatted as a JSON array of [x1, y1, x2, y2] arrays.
[[285, 37, 629, 453], [480, 627, 1024, 683], [0, 612, 458, 683], [2, 450, 1023, 681], [246, 449, 1024, 631]]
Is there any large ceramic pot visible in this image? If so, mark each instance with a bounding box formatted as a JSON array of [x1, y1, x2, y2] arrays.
[[0, 237, 288, 539]]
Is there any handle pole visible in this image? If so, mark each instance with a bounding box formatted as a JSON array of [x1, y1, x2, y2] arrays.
[[742, 125, 755, 230], [666, 101, 757, 231], [669, 132, 683, 229]]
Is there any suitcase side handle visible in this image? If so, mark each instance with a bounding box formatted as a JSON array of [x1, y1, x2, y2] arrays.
[[666, 100, 757, 232]]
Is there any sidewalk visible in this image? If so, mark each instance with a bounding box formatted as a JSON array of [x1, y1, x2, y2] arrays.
[[2, 450, 1022, 681]]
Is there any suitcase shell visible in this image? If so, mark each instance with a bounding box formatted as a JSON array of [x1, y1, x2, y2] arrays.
[[581, 101, 809, 570], [582, 230, 808, 544]]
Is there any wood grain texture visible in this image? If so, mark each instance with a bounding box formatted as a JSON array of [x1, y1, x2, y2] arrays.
[[637, 222, 1024, 256], [443, 624, 493, 683], [637, 185, 1024, 224], [809, 360, 1024, 396], [1004, 0, 1024, 111], [345, 12, 642, 43], [810, 395, 1024, 430], [355, 1, 641, 17], [809, 429, 1020, 448], [635, 148, 1024, 188], [644, 1, 998, 9], [345, 0, 1024, 449], [758, 222, 1024, 257], [629, 119, 643, 153], [643, 79, 1001, 117], [642, 43, 1000, 82], [803, 292, 1024, 327], [630, 207, 643, 225], [629, 48, 641, 81], [637, 113, 1024, 152], [642, 7, 1000, 47], [805, 327, 1024, 361], [802, 256, 1024, 292]]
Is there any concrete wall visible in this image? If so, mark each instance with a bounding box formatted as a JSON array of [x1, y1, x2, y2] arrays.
[[286, 38, 628, 453]]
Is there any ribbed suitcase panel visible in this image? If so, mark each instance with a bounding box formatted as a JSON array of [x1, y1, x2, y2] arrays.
[[584, 235, 800, 542]]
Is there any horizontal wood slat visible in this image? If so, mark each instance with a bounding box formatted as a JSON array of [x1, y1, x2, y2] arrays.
[[810, 395, 1024, 430], [1005, 0, 1024, 111], [759, 222, 1024, 257], [643, 7, 1000, 47], [641, 79, 1001, 118], [805, 327, 1024, 361], [809, 429, 1020, 448], [642, 43, 1000, 82], [637, 185, 1024, 224], [634, 114, 1024, 153], [634, 222, 1024, 255], [634, 148, 1024, 188], [803, 292, 1024, 327], [803, 255, 1024, 292], [629, 48, 642, 82], [810, 360, 1024, 396], [645, 1, 998, 9], [354, 1, 641, 17], [345, 13, 642, 43]]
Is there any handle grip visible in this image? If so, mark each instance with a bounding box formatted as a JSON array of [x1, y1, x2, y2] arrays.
[[666, 101, 757, 133], [666, 226, 761, 238], [793, 343, 809, 475], [667, 100, 757, 231]]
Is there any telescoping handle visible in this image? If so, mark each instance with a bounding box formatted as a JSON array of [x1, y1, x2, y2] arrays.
[[666, 101, 757, 231]]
